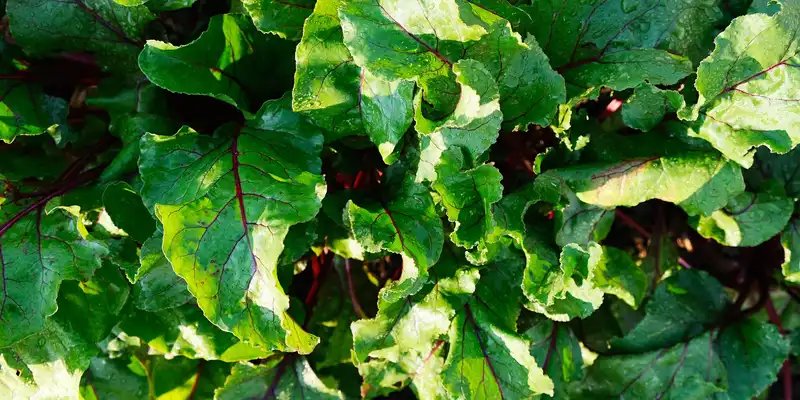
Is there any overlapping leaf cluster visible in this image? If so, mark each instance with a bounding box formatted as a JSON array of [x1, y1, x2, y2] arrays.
[[2, 0, 800, 398]]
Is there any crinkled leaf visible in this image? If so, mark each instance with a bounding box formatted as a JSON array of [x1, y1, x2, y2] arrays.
[[432, 152, 503, 249], [442, 257, 554, 399], [139, 97, 326, 353], [527, 0, 714, 98], [293, 0, 415, 154], [0, 199, 108, 346], [346, 170, 443, 274], [351, 247, 480, 393], [216, 356, 343, 399], [415, 59, 502, 182], [240, 0, 314, 40], [0, 264, 128, 399], [464, 21, 566, 131], [692, 3, 800, 163], [689, 190, 793, 247], [554, 189, 614, 248], [338, 0, 490, 113], [7, 0, 154, 73], [523, 241, 645, 321], [622, 83, 685, 132], [139, 14, 296, 113]]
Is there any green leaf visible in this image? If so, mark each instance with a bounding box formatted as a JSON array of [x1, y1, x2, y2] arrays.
[[102, 182, 156, 243], [754, 146, 800, 197], [691, 3, 800, 163], [0, 199, 108, 346], [7, 0, 154, 73], [716, 319, 790, 400], [119, 304, 270, 362], [523, 315, 582, 400], [415, 59, 502, 182], [240, 0, 314, 41], [622, 83, 685, 132], [526, 0, 711, 98], [1, 263, 129, 399], [351, 247, 480, 393], [139, 14, 296, 113], [0, 79, 68, 145], [306, 258, 378, 369], [293, 0, 415, 155], [81, 352, 230, 400], [523, 241, 646, 321], [464, 21, 566, 131], [338, 0, 490, 112], [432, 152, 503, 249], [132, 231, 193, 311], [554, 186, 614, 248], [87, 79, 178, 183], [139, 96, 326, 353], [689, 190, 794, 247], [571, 331, 727, 399], [346, 170, 443, 274], [542, 133, 745, 215], [216, 356, 344, 399], [442, 258, 554, 399], [611, 269, 729, 353], [781, 217, 800, 283]]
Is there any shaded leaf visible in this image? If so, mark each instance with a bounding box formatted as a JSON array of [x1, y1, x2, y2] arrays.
[[7, 0, 154, 73], [689, 190, 793, 247], [139, 14, 296, 113], [0, 198, 108, 346], [215, 356, 343, 399]]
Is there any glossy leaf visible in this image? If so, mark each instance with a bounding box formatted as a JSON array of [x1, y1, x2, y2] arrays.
[[132, 231, 193, 311], [240, 0, 314, 40], [351, 247, 480, 393], [415, 59, 502, 182], [692, 3, 800, 163], [293, 0, 415, 154], [139, 97, 326, 353], [139, 14, 296, 113], [346, 169, 443, 273], [7, 0, 154, 73], [1, 263, 128, 398], [689, 190, 794, 247], [216, 356, 343, 399], [0, 199, 108, 346], [442, 256, 554, 399], [526, 0, 715, 98], [622, 83, 685, 132]]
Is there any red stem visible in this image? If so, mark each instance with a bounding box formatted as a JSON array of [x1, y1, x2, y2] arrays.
[[345, 259, 367, 319], [0, 165, 104, 238], [765, 295, 792, 400], [614, 209, 693, 269]]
